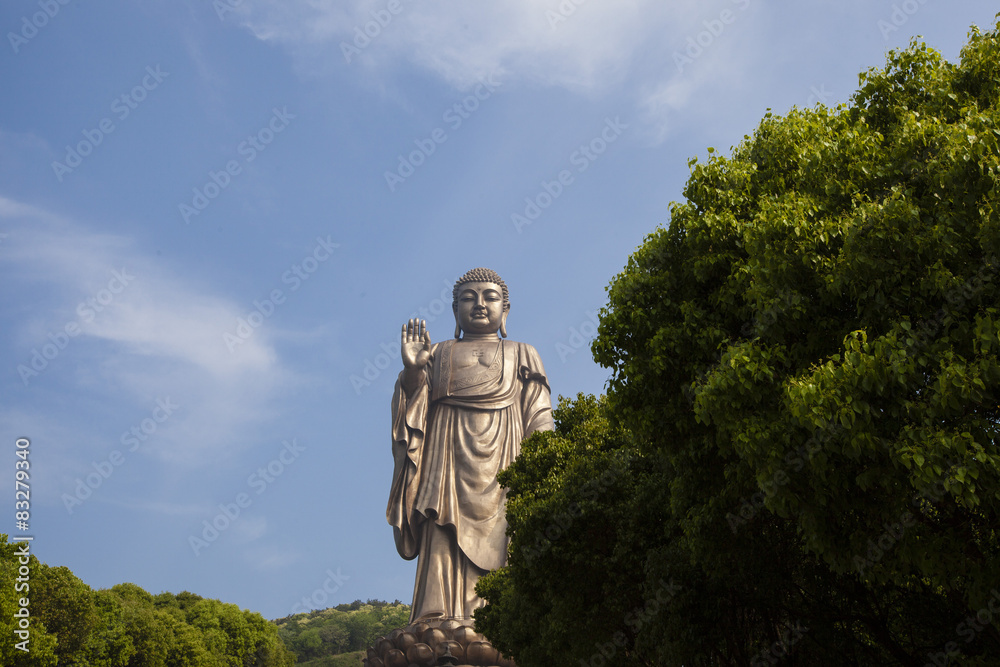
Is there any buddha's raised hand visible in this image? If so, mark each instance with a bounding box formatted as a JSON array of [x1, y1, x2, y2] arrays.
[[401, 318, 432, 370]]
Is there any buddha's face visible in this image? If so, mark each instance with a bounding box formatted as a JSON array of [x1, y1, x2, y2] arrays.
[[454, 281, 506, 336]]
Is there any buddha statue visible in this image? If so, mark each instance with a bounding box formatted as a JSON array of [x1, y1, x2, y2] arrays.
[[387, 268, 554, 623]]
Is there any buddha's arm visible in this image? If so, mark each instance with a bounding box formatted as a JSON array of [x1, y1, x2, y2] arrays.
[[401, 365, 427, 397], [519, 343, 555, 436], [522, 380, 554, 436], [388, 366, 429, 560]]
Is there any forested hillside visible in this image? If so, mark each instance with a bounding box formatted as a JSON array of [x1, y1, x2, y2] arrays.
[[274, 600, 410, 666], [0, 533, 408, 666]]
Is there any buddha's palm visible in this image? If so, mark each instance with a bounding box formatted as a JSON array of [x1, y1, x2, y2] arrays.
[[401, 319, 432, 370]]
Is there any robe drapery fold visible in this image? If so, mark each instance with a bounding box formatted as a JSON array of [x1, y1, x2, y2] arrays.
[[387, 339, 553, 621]]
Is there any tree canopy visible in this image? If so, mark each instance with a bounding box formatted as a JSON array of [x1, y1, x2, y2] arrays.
[[0, 534, 296, 667], [274, 599, 409, 664], [478, 19, 1000, 667]]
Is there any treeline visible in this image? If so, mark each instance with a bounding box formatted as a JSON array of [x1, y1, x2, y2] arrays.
[[274, 600, 410, 665], [0, 534, 295, 666]]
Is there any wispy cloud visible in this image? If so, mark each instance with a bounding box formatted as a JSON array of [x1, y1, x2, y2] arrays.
[[225, 0, 769, 144], [233, 515, 269, 543], [242, 543, 300, 570], [114, 500, 208, 517], [231, 0, 704, 92], [0, 196, 293, 470]]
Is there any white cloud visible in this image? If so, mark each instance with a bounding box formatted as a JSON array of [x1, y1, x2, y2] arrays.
[[234, 515, 269, 543], [0, 196, 293, 469], [115, 500, 208, 517], [242, 543, 300, 570], [232, 0, 703, 92], [0, 196, 51, 219], [640, 78, 695, 144], [226, 0, 774, 143]]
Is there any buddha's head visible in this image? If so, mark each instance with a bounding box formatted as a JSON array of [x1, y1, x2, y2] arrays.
[[452, 268, 510, 339]]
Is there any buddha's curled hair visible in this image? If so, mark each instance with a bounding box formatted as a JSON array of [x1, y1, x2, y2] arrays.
[[452, 268, 510, 311]]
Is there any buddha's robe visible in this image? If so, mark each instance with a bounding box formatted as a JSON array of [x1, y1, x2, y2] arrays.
[[387, 338, 553, 622]]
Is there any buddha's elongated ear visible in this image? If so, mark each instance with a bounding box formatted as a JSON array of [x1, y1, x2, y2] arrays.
[[499, 310, 508, 339]]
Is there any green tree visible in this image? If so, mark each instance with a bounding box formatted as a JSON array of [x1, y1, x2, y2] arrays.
[[244, 610, 295, 667], [476, 395, 660, 666], [344, 609, 380, 651], [185, 597, 294, 667], [115, 599, 173, 667], [317, 622, 349, 655], [160, 613, 214, 667], [31, 564, 99, 664], [0, 537, 293, 667], [479, 19, 1000, 667], [0, 535, 58, 667], [297, 628, 324, 659], [83, 589, 138, 667], [273, 601, 410, 662]]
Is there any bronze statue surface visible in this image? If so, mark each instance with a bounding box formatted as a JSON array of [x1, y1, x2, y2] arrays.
[[387, 268, 554, 624]]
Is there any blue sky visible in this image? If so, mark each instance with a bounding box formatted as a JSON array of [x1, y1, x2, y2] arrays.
[[1, 0, 997, 620]]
